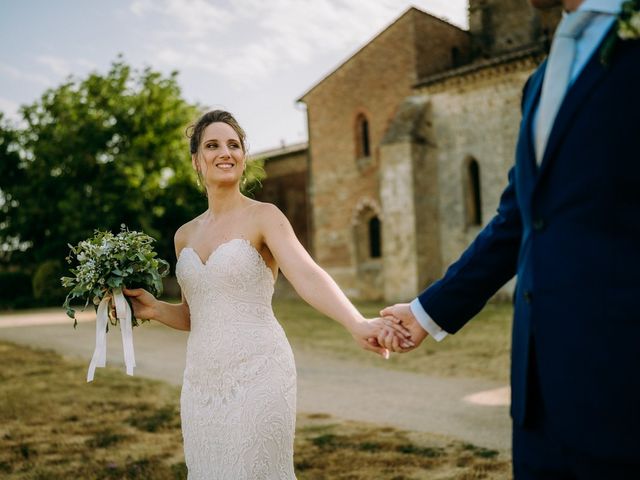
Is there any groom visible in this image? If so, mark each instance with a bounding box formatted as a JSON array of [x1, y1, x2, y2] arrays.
[[379, 0, 640, 478]]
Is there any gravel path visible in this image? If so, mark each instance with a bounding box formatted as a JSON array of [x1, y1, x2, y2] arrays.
[[0, 309, 511, 451]]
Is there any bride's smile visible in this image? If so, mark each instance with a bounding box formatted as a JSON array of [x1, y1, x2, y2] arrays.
[[215, 161, 235, 170]]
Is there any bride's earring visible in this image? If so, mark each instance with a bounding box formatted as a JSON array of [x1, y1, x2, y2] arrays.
[[196, 169, 204, 189]]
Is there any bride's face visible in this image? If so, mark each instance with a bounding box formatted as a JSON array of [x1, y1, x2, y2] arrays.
[[193, 122, 245, 188]]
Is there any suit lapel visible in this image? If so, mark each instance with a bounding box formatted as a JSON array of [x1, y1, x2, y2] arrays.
[[520, 61, 546, 174], [537, 35, 611, 178]]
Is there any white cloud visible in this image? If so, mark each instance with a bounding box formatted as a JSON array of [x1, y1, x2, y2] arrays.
[[36, 55, 72, 76], [130, 0, 152, 16], [36, 55, 99, 77], [76, 58, 100, 71], [0, 62, 50, 87], [130, 0, 233, 38], [130, 0, 467, 89]]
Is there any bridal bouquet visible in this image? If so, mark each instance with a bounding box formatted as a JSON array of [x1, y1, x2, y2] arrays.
[[61, 225, 170, 381]]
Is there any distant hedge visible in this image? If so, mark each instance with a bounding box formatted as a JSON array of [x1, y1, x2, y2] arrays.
[[32, 260, 67, 306], [0, 271, 33, 309]]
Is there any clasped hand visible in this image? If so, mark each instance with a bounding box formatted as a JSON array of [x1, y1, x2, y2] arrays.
[[368, 303, 429, 354]]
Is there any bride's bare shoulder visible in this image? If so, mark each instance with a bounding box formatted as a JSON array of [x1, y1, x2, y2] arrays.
[[246, 201, 289, 232], [249, 199, 280, 215], [174, 212, 206, 250], [246, 199, 283, 217]]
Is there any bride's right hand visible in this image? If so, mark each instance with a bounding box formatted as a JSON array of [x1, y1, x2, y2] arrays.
[[123, 288, 158, 321]]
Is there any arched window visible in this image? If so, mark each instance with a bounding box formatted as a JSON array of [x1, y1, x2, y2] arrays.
[[368, 216, 381, 258], [465, 158, 482, 226], [353, 204, 382, 263], [355, 113, 371, 158]]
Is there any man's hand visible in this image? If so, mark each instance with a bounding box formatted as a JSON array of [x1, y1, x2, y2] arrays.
[[378, 303, 428, 352]]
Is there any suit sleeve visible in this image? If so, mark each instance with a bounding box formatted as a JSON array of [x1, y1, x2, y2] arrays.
[[417, 164, 522, 334]]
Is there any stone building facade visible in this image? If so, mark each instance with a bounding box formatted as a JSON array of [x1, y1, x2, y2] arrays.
[[261, 1, 561, 301]]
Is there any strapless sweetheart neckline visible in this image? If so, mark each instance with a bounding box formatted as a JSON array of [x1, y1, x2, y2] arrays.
[[178, 238, 275, 282]]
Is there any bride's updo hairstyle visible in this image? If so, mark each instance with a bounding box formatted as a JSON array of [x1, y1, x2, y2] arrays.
[[187, 110, 247, 155], [186, 110, 248, 189]]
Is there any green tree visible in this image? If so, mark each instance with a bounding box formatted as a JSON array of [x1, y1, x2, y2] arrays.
[[0, 58, 266, 281], [0, 60, 199, 273], [0, 112, 26, 265]]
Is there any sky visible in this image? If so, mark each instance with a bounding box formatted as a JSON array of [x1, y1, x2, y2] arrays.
[[0, 0, 468, 153]]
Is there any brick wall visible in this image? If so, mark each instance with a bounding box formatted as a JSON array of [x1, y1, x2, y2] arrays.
[[301, 7, 466, 298]]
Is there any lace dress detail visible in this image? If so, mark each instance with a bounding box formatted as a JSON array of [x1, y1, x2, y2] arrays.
[[176, 238, 296, 479]]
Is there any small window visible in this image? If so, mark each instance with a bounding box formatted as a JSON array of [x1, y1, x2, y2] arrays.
[[369, 216, 381, 258], [355, 113, 371, 158], [354, 205, 382, 262], [466, 159, 483, 226], [451, 47, 461, 67]]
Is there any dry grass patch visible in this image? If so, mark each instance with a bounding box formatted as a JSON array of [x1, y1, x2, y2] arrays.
[[0, 342, 186, 480], [0, 341, 510, 479], [295, 413, 510, 479]]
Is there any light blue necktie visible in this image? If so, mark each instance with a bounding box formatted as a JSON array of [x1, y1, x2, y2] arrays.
[[535, 10, 596, 164]]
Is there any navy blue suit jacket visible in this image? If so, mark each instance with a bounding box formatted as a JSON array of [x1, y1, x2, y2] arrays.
[[418, 39, 640, 460]]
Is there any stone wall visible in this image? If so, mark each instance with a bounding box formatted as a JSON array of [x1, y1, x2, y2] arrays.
[[468, 0, 560, 57], [416, 56, 543, 297], [379, 96, 442, 302]]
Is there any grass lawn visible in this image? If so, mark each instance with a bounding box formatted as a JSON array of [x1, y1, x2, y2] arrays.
[[0, 341, 511, 479], [275, 298, 513, 383]]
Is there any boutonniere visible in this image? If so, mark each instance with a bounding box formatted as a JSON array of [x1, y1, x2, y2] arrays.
[[600, 0, 640, 65]]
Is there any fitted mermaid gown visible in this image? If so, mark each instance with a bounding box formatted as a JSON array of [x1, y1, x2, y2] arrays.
[[176, 238, 297, 479]]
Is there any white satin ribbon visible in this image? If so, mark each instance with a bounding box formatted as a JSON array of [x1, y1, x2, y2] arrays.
[[87, 294, 109, 382], [86, 288, 136, 382]]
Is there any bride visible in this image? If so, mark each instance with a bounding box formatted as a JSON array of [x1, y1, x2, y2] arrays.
[[123, 110, 411, 479]]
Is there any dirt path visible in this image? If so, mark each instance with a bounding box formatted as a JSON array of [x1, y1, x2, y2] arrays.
[[0, 309, 511, 451]]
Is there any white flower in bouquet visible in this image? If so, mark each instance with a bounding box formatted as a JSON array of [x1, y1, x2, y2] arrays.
[[61, 225, 170, 381], [62, 225, 169, 327]]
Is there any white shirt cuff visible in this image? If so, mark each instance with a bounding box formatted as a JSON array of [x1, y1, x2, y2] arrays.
[[410, 298, 448, 342]]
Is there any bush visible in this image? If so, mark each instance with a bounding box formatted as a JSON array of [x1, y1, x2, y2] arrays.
[[0, 271, 32, 300], [32, 260, 68, 306], [0, 271, 33, 309]]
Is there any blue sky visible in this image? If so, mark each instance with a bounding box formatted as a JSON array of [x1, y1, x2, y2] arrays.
[[0, 0, 467, 153]]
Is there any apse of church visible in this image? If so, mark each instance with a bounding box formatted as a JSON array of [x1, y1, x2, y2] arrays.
[[260, 2, 561, 302]]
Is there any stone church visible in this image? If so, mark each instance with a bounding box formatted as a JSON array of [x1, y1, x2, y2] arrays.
[[256, 0, 561, 302]]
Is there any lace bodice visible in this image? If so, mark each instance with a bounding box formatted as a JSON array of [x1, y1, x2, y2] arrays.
[[176, 238, 296, 479]]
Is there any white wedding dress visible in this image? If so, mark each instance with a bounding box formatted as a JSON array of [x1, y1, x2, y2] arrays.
[[176, 238, 297, 479]]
